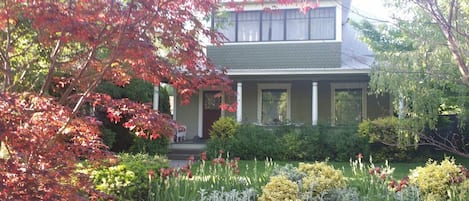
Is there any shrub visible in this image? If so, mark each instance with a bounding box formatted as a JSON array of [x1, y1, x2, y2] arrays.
[[209, 117, 239, 139], [409, 158, 469, 201], [298, 162, 346, 196], [129, 135, 170, 155], [100, 127, 117, 149], [230, 125, 283, 160], [320, 125, 369, 161], [258, 175, 300, 201], [86, 153, 169, 200]]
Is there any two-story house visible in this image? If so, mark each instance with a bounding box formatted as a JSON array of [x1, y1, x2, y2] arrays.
[[173, 0, 391, 140]]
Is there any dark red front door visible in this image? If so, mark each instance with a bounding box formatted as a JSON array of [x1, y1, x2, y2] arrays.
[[202, 91, 221, 139]]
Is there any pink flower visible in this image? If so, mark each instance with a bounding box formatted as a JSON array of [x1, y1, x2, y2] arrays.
[[200, 152, 207, 161]]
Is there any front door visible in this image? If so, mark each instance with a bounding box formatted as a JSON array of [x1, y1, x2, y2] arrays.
[[202, 91, 221, 139]]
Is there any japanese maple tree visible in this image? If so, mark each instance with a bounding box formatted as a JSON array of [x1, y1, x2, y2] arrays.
[[0, 0, 234, 199]]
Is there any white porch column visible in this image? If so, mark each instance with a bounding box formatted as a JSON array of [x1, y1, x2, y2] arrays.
[[312, 81, 318, 126], [153, 85, 159, 110], [236, 82, 243, 123]]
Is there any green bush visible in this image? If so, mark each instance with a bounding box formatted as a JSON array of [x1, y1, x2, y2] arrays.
[[209, 117, 239, 139], [409, 158, 469, 201], [298, 162, 346, 196], [320, 125, 369, 161], [129, 135, 170, 156], [258, 175, 300, 201], [86, 153, 169, 200], [230, 125, 283, 160], [207, 123, 372, 161], [100, 127, 117, 149]]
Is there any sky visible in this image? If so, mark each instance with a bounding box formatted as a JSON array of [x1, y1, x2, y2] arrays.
[[349, 0, 392, 22]]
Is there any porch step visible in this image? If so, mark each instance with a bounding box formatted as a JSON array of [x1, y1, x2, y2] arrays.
[[167, 143, 206, 160]]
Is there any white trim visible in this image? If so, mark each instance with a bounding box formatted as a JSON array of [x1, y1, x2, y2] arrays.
[[257, 83, 291, 124], [236, 82, 243, 123], [153, 85, 159, 110], [312, 82, 318, 126], [330, 82, 367, 125], [220, 40, 341, 46], [172, 94, 177, 120], [198, 92, 203, 138], [335, 0, 342, 41], [227, 68, 370, 76]]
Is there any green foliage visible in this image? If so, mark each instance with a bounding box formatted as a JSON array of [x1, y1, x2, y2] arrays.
[[219, 124, 283, 160], [158, 86, 171, 115], [95, 78, 153, 103], [100, 128, 117, 149], [129, 136, 169, 155], [298, 162, 346, 196], [359, 117, 400, 144], [319, 125, 369, 161], [207, 123, 369, 161], [209, 117, 239, 139], [86, 153, 169, 201], [409, 158, 469, 201], [352, 9, 469, 147], [150, 155, 275, 200], [258, 175, 300, 201]]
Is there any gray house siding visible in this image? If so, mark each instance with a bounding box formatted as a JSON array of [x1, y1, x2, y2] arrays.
[[174, 95, 199, 140], [207, 42, 341, 69]]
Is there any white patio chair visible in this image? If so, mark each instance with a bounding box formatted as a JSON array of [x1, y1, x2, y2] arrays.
[[175, 125, 187, 142]]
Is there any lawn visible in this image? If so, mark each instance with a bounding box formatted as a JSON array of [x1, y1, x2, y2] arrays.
[[232, 155, 469, 179]]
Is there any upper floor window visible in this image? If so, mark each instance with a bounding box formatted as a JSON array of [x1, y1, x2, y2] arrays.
[[213, 7, 336, 42]]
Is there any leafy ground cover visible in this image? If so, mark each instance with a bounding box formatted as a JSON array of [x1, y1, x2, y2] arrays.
[[82, 151, 469, 200]]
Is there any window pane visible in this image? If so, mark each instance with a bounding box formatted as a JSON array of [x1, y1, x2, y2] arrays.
[[262, 89, 287, 124], [262, 11, 284, 41], [286, 10, 308, 40], [238, 11, 261, 42], [310, 7, 335, 40], [334, 89, 362, 125], [214, 12, 235, 42]]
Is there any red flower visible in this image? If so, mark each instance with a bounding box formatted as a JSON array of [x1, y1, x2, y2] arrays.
[[148, 169, 155, 179], [389, 179, 396, 188], [380, 174, 386, 180], [200, 151, 207, 161], [188, 155, 195, 162], [357, 153, 363, 159], [187, 170, 193, 179], [234, 157, 240, 161]]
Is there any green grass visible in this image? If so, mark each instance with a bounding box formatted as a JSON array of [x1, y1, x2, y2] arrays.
[[230, 155, 469, 180]]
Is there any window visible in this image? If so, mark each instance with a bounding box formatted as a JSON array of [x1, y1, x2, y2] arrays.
[[331, 83, 367, 125], [238, 11, 261, 42], [310, 7, 336, 40], [262, 11, 284, 41], [213, 7, 336, 42], [285, 10, 309, 40], [258, 84, 291, 124], [213, 12, 236, 41]]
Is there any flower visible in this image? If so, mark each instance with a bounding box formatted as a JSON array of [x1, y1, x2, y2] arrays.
[[148, 169, 155, 179], [200, 151, 207, 161], [389, 179, 396, 188], [357, 153, 363, 159], [187, 170, 193, 179], [188, 155, 195, 162]]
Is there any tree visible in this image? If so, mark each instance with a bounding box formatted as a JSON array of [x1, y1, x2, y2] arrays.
[[0, 0, 234, 199], [352, 1, 469, 157]]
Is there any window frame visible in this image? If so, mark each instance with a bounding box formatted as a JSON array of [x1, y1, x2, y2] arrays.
[[213, 7, 336, 42], [257, 83, 291, 124], [330, 82, 367, 126]]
